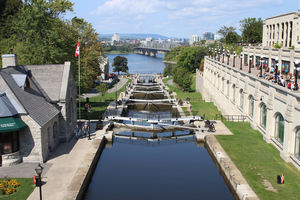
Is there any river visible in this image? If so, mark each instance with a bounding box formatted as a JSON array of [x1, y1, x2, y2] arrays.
[[106, 53, 165, 74], [84, 54, 233, 200]]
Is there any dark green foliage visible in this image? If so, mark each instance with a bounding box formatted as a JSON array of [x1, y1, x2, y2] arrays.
[[173, 67, 192, 91], [103, 44, 138, 53], [0, 0, 103, 93], [217, 26, 241, 44], [112, 56, 128, 75], [163, 63, 175, 77], [240, 17, 263, 44]]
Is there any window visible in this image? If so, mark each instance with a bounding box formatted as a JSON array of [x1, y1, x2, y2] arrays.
[[239, 89, 244, 111], [275, 113, 285, 144], [232, 85, 236, 103], [0, 132, 19, 154], [249, 95, 254, 118], [227, 80, 230, 97], [295, 130, 300, 160], [53, 122, 58, 139], [260, 103, 267, 129]]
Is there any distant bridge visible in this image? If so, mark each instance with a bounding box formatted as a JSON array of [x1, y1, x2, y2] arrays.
[[134, 47, 171, 57]]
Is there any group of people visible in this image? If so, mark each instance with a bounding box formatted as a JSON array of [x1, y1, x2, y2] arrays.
[[74, 122, 90, 139], [258, 66, 299, 91]]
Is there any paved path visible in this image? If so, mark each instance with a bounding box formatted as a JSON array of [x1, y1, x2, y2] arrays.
[[26, 122, 103, 200], [81, 77, 128, 98], [167, 79, 174, 86], [107, 77, 128, 93]]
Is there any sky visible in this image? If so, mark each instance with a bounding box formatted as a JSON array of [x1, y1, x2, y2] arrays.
[[65, 0, 299, 38]]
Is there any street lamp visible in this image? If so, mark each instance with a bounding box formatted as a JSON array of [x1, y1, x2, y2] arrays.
[[222, 49, 225, 63], [227, 50, 230, 65], [249, 55, 252, 73], [87, 104, 91, 140], [294, 60, 299, 90], [218, 49, 221, 61], [214, 49, 217, 60], [35, 164, 44, 200], [275, 57, 279, 83], [240, 53, 243, 70], [233, 51, 236, 67]]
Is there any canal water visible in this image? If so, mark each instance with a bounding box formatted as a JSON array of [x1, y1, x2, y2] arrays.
[[84, 55, 234, 200]]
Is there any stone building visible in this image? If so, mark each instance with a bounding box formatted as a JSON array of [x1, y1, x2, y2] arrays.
[[99, 56, 109, 80], [197, 57, 300, 170], [0, 54, 76, 166]]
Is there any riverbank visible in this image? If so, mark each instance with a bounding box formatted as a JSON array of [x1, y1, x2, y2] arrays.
[[104, 51, 133, 54]]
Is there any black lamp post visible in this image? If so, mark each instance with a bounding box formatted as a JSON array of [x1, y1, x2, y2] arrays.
[[233, 51, 236, 67], [275, 57, 279, 83], [208, 48, 211, 58], [227, 50, 230, 65], [260, 56, 264, 77], [87, 104, 91, 140], [218, 49, 221, 61], [240, 53, 243, 70], [35, 164, 44, 200], [249, 55, 252, 73], [214, 49, 217, 60], [294, 60, 299, 90]]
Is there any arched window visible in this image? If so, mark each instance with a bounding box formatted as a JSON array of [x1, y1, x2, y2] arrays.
[[222, 78, 225, 93], [227, 80, 230, 97], [260, 103, 267, 129], [248, 95, 254, 118], [239, 89, 244, 111], [275, 113, 284, 144], [295, 129, 300, 160], [232, 84, 236, 103]]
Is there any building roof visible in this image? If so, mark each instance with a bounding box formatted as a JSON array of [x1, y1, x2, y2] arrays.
[[0, 66, 59, 126], [0, 93, 18, 117], [265, 12, 298, 21], [25, 64, 65, 102]]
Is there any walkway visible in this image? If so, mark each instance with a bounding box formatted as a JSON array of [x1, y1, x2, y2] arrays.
[[26, 123, 105, 200]]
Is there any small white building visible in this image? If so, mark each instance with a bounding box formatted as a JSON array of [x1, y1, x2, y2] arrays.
[[112, 33, 120, 44], [189, 35, 201, 45]]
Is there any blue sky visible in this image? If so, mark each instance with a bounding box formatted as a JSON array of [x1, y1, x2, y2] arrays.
[[65, 0, 298, 38]]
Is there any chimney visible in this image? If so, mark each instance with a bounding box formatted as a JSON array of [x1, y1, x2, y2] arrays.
[[2, 54, 18, 68]]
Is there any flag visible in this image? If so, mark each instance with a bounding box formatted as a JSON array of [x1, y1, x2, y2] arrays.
[[75, 41, 80, 57]]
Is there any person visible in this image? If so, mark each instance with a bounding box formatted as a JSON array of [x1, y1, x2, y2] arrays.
[[82, 121, 89, 137], [74, 124, 81, 139]]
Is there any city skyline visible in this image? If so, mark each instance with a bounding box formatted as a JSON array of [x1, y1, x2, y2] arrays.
[[66, 0, 298, 38]]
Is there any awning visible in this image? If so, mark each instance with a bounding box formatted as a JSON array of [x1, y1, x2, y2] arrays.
[[0, 117, 27, 133]]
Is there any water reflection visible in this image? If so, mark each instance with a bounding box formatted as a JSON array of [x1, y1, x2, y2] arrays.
[[84, 130, 233, 200]]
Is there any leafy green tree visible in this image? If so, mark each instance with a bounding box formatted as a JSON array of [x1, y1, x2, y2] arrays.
[[176, 47, 206, 73], [112, 56, 128, 75], [240, 17, 263, 44], [217, 26, 236, 39], [173, 67, 192, 91], [97, 84, 108, 96], [225, 31, 241, 44]]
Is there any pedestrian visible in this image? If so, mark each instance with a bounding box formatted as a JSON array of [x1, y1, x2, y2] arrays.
[[82, 121, 89, 137], [74, 124, 81, 139]]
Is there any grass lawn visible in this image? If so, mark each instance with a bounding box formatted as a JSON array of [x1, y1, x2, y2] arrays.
[[163, 75, 221, 119], [0, 178, 35, 200], [79, 79, 130, 119], [181, 107, 190, 116], [216, 122, 300, 200]]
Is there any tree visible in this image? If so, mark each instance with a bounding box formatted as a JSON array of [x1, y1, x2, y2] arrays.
[[173, 67, 192, 91], [176, 47, 206, 73], [225, 31, 241, 44], [217, 26, 236, 39], [97, 84, 108, 96], [112, 56, 128, 75], [240, 18, 263, 44]]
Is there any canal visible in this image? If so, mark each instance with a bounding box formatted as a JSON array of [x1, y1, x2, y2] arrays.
[[84, 54, 234, 200]]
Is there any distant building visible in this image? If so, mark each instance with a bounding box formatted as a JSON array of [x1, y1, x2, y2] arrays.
[[203, 32, 215, 40], [189, 35, 200, 45], [112, 33, 120, 44], [0, 54, 76, 166], [214, 34, 222, 40], [263, 12, 299, 48]]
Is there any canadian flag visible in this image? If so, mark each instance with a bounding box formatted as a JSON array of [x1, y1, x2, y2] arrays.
[[75, 41, 80, 57]]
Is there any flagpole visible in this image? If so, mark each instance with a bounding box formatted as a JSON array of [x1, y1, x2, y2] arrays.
[[78, 41, 81, 122]]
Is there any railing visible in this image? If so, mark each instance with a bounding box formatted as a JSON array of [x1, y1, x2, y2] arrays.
[[215, 114, 247, 122]]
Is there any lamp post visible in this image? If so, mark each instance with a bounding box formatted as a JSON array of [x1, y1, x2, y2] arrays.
[[208, 48, 211, 58], [35, 164, 44, 200], [214, 49, 217, 60], [249, 55, 252, 73], [87, 104, 91, 140], [240, 53, 243, 70], [233, 51, 236, 67], [274, 57, 279, 83], [218, 49, 221, 61], [294, 60, 299, 90], [227, 50, 230, 65], [260, 56, 264, 77]]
